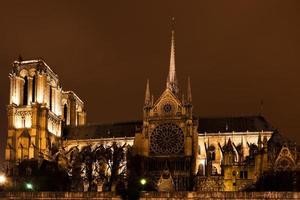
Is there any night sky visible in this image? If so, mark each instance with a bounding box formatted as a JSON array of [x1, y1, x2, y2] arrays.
[[0, 1, 300, 160]]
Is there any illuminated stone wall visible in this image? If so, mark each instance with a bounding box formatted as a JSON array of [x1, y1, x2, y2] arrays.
[[197, 131, 273, 175], [6, 59, 86, 163]]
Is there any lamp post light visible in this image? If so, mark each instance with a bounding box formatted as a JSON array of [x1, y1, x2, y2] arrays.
[[140, 178, 147, 191], [0, 175, 6, 185], [25, 183, 33, 190], [140, 178, 147, 186], [0, 174, 7, 191]]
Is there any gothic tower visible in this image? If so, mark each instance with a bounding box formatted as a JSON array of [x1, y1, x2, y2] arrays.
[[134, 21, 199, 191], [5, 59, 86, 173]]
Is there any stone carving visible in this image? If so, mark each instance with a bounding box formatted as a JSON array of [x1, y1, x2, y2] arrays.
[[15, 110, 32, 118], [194, 176, 224, 191], [274, 146, 296, 171], [157, 169, 174, 192]]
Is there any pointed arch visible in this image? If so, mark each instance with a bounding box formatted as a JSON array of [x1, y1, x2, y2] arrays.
[[63, 103, 68, 125], [18, 129, 30, 159], [23, 76, 28, 105], [274, 146, 296, 171], [208, 145, 216, 161], [49, 85, 52, 111], [32, 75, 36, 102]]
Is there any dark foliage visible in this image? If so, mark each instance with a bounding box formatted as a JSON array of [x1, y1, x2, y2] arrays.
[[254, 171, 300, 191], [16, 159, 70, 191]]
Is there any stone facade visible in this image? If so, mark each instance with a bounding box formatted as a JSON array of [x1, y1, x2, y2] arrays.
[[5, 59, 86, 172], [5, 29, 300, 192], [0, 192, 299, 200]]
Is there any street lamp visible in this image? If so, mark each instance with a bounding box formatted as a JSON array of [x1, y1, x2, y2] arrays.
[[0, 175, 6, 185], [140, 178, 147, 186], [140, 178, 147, 192], [25, 183, 33, 190]]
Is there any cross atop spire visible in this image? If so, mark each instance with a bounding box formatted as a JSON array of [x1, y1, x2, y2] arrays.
[[166, 17, 179, 96]]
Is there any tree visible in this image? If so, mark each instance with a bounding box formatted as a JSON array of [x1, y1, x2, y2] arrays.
[[94, 142, 127, 191], [79, 145, 96, 191], [66, 142, 127, 192]]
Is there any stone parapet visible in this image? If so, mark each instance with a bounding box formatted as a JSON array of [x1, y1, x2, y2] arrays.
[[0, 192, 299, 200], [0, 192, 120, 200]]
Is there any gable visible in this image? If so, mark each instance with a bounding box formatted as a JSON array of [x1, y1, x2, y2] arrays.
[[275, 146, 296, 171], [151, 89, 183, 117]]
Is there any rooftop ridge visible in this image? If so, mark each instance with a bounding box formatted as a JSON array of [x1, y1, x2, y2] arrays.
[[198, 114, 265, 119], [66, 120, 142, 128], [13, 59, 58, 77], [66, 115, 269, 128]]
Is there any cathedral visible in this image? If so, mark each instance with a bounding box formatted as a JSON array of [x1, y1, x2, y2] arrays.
[[5, 27, 300, 192]]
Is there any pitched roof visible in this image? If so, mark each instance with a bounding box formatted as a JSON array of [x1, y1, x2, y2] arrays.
[[63, 121, 142, 140], [63, 115, 273, 140], [197, 115, 273, 133]]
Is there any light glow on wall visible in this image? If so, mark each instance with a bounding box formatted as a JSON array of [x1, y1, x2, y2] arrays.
[[14, 113, 32, 129], [11, 78, 21, 105], [25, 115, 32, 128], [36, 89, 43, 104], [47, 118, 61, 137], [14, 116, 23, 129]]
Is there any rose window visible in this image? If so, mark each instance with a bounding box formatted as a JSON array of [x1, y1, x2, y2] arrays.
[[150, 123, 184, 154], [163, 103, 172, 113]]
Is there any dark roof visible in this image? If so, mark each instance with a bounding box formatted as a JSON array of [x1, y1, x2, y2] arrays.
[[268, 130, 295, 148], [63, 121, 142, 140], [197, 115, 273, 133], [63, 116, 273, 140]]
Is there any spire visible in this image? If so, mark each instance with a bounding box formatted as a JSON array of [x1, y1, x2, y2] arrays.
[[263, 136, 268, 150], [225, 138, 234, 152], [187, 77, 192, 103], [144, 79, 151, 106], [151, 94, 154, 106], [166, 17, 179, 96], [258, 132, 262, 150], [182, 94, 185, 104], [241, 136, 247, 148], [227, 138, 232, 147]]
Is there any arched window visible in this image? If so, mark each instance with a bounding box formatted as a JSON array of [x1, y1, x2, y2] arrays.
[[212, 166, 218, 175], [49, 86, 52, 111], [19, 129, 30, 159], [32, 75, 36, 102], [22, 139, 29, 159], [232, 170, 237, 176], [64, 104, 68, 125], [276, 158, 294, 171], [197, 164, 204, 176], [249, 144, 258, 159], [208, 145, 216, 161], [212, 152, 215, 160], [23, 76, 28, 105]]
